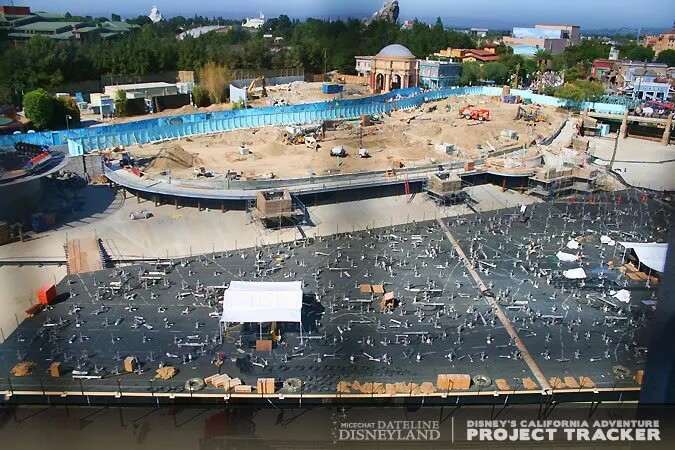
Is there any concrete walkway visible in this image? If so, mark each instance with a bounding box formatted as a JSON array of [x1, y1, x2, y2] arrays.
[[589, 135, 675, 191]]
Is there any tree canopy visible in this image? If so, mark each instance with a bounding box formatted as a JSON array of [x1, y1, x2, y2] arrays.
[[554, 80, 605, 102]]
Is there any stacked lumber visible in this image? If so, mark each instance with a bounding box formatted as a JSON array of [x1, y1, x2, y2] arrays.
[[11, 362, 35, 377], [495, 379, 510, 391], [337, 381, 351, 393], [549, 378, 565, 389], [579, 376, 596, 388], [204, 373, 244, 391], [437, 374, 471, 390], [563, 376, 580, 388], [154, 366, 177, 380], [337, 380, 436, 395], [522, 378, 538, 389], [257, 378, 275, 394]]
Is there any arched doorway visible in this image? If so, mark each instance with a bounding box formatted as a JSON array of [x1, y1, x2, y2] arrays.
[[375, 73, 384, 92], [390, 74, 401, 90]]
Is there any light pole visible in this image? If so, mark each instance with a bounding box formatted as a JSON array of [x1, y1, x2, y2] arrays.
[[66, 115, 72, 131]]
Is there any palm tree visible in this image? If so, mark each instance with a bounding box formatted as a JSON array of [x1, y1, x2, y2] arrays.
[[533, 49, 553, 70], [533, 49, 553, 94]]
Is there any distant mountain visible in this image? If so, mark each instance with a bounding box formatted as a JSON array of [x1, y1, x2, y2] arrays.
[[582, 27, 671, 37]]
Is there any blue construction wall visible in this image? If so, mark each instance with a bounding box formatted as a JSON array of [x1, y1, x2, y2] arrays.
[[1, 86, 626, 155]]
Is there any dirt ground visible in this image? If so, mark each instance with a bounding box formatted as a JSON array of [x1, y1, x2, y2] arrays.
[[125, 95, 567, 180]]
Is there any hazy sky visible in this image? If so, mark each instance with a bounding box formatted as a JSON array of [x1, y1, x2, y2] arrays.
[[12, 0, 675, 29]]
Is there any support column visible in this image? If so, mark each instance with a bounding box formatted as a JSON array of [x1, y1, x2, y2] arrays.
[[174, 197, 178, 209], [136, 192, 140, 204], [619, 110, 628, 139], [661, 113, 673, 146]]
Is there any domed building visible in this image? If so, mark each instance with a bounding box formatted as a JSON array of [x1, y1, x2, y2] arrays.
[[359, 44, 419, 93]]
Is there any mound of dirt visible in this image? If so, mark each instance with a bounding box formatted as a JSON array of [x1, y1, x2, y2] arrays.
[[144, 143, 204, 171]]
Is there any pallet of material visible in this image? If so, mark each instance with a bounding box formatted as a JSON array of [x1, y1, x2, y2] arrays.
[[359, 284, 372, 294], [257, 378, 275, 394], [211, 374, 232, 388], [579, 376, 596, 388], [495, 379, 510, 391], [522, 378, 538, 390], [50, 362, 62, 378], [549, 377, 565, 389], [223, 378, 242, 391], [626, 272, 642, 281], [635, 370, 644, 385], [234, 385, 253, 393], [563, 376, 580, 388], [337, 381, 351, 393], [255, 339, 273, 351], [11, 362, 35, 377], [372, 285, 385, 294], [437, 374, 471, 390]]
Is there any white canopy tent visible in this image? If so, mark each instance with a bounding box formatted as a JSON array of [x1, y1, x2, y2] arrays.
[[221, 281, 303, 324], [618, 242, 669, 273]]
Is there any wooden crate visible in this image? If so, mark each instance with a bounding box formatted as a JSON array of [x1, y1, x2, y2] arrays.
[[124, 356, 137, 373], [49, 362, 61, 378], [359, 284, 372, 294], [372, 285, 385, 294], [234, 385, 253, 393], [255, 340, 273, 351], [437, 374, 471, 390], [257, 378, 275, 394]]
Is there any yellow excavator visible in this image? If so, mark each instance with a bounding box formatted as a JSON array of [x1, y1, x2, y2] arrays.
[[247, 76, 267, 99]]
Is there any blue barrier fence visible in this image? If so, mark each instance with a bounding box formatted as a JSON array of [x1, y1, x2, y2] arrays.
[[0, 86, 627, 155]]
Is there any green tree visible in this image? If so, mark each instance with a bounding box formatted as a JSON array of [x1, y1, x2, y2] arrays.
[[481, 62, 510, 84], [191, 85, 211, 107], [113, 90, 128, 117], [533, 49, 553, 70], [655, 49, 675, 67], [23, 88, 56, 130], [620, 44, 655, 62], [55, 97, 81, 128], [459, 62, 481, 86], [111, 14, 121, 22], [555, 80, 605, 102]]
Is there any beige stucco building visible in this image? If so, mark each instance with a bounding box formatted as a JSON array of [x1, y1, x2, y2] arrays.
[[367, 44, 419, 93]]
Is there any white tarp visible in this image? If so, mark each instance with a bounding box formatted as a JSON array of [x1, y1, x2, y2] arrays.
[[556, 251, 578, 262], [613, 289, 631, 304], [619, 242, 669, 273], [600, 235, 615, 246], [566, 240, 580, 250], [563, 267, 587, 279], [221, 281, 302, 324]]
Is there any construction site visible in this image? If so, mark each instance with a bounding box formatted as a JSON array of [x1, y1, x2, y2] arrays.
[[0, 78, 672, 411], [124, 96, 567, 181], [0, 188, 670, 404]]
